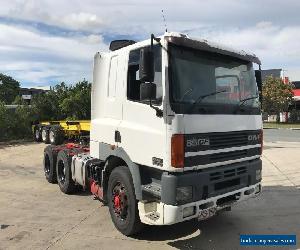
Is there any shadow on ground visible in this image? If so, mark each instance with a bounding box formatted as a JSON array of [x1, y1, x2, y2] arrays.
[[134, 185, 300, 250]]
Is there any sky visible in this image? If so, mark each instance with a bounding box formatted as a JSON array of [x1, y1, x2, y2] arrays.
[[0, 0, 300, 87]]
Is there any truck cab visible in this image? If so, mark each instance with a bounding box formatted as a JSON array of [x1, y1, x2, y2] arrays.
[[43, 32, 262, 236], [90, 32, 262, 228]]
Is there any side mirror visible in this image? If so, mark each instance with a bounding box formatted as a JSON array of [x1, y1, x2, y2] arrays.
[[255, 70, 262, 102], [140, 82, 156, 101], [139, 48, 154, 83]]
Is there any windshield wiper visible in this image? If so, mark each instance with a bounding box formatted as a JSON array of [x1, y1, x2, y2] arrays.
[[239, 95, 258, 107], [234, 95, 259, 114], [193, 90, 227, 105], [180, 88, 193, 102]]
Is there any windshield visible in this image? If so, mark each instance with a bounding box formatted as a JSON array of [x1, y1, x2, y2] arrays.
[[169, 44, 260, 114]]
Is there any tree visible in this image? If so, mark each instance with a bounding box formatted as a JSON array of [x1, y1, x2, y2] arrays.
[[0, 79, 92, 141], [0, 101, 32, 141], [30, 90, 61, 121], [59, 80, 91, 120], [30, 80, 91, 121], [12, 105, 33, 139], [262, 76, 294, 120], [13, 95, 27, 105], [0, 73, 20, 104], [0, 101, 9, 140]]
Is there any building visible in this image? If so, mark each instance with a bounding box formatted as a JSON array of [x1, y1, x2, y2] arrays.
[[20, 86, 50, 104], [261, 68, 282, 81], [291, 81, 300, 109]]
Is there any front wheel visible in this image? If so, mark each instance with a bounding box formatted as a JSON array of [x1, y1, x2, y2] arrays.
[[107, 166, 143, 236]]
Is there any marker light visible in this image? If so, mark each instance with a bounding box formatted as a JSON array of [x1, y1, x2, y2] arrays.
[[171, 134, 184, 168]]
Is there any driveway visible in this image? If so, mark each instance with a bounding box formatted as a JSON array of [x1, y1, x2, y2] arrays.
[[0, 139, 299, 250]]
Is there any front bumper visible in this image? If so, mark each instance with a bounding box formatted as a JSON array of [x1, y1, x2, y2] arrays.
[[160, 159, 262, 205], [138, 182, 261, 225]]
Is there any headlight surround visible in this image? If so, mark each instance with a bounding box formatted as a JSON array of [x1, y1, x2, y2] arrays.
[[176, 186, 193, 204], [183, 206, 196, 218]]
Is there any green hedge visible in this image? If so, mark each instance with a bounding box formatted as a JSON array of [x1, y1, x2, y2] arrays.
[[0, 102, 33, 141], [0, 80, 91, 142], [289, 110, 300, 123]]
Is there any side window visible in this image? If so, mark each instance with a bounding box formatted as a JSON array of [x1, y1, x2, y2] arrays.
[[108, 56, 118, 98], [127, 46, 162, 104]]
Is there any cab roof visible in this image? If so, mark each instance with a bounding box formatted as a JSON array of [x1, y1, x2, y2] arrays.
[[105, 31, 261, 65]]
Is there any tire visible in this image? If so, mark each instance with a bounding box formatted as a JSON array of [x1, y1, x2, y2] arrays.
[[41, 126, 50, 144], [43, 145, 58, 183], [56, 150, 76, 194], [107, 166, 143, 236], [33, 125, 42, 142], [49, 126, 64, 145]]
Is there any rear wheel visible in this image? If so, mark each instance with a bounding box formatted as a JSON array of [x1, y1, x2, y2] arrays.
[[49, 126, 64, 145], [41, 126, 50, 144], [43, 145, 58, 183], [107, 166, 143, 236], [56, 150, 76, 194]]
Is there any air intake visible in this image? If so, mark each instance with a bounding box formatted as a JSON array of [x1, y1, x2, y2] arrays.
[[109, 40, 136, 51]]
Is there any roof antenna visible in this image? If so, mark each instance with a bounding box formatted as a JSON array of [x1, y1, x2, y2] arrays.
[[161, 9, 168, 32]]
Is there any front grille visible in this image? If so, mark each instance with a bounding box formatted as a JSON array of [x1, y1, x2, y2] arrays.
[[209, 131, 248, 149], [185, 130, 261, 152], [184, 147, 260, 167], [210, 149, 248, 162], [209, 165, 248, 195], [209, 166, 247, 181], [215, 178, 240, 191], [184, 130, 261, 167]]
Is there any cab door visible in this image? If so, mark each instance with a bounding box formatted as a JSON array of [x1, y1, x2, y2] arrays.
[[99, 54, 124, 146], [118, 46, 166, 168]]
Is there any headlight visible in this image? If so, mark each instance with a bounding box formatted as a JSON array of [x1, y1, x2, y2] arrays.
[[176, 186, 193, 204]]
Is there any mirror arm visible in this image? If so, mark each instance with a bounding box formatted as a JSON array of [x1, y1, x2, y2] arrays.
[[255, 66, 263, 105], [140, 34, 162, 118], [150, 99, 163, 118], [151, 34, 162, 49]]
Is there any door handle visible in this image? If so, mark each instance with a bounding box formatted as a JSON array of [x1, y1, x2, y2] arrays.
[[114, 130, 121, 143]]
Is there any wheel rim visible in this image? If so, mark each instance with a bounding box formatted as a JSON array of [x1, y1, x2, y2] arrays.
[[57, 159, 66, 184], [112, 181, 128, 220], [44, 154, 50, 175], [42, 129, 47, 141], [49, 131, 54, 143], [35, 129, 40, 139]]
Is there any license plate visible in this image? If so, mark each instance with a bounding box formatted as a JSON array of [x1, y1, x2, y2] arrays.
[[198, 207, 217, 221]]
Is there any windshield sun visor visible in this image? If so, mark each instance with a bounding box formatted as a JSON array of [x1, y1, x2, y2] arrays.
[[166, 36, 261, 66]]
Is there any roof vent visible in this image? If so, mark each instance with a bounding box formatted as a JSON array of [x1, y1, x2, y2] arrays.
[[109, 40, 136, 51]]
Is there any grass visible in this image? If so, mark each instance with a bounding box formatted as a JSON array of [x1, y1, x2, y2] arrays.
[[263, 122, 300, 129]]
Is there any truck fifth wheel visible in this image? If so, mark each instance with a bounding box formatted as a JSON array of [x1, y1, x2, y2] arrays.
[[43, 32, 263, 236]]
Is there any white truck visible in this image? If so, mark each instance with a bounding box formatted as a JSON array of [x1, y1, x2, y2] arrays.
[[43, 32, 263, 236]]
